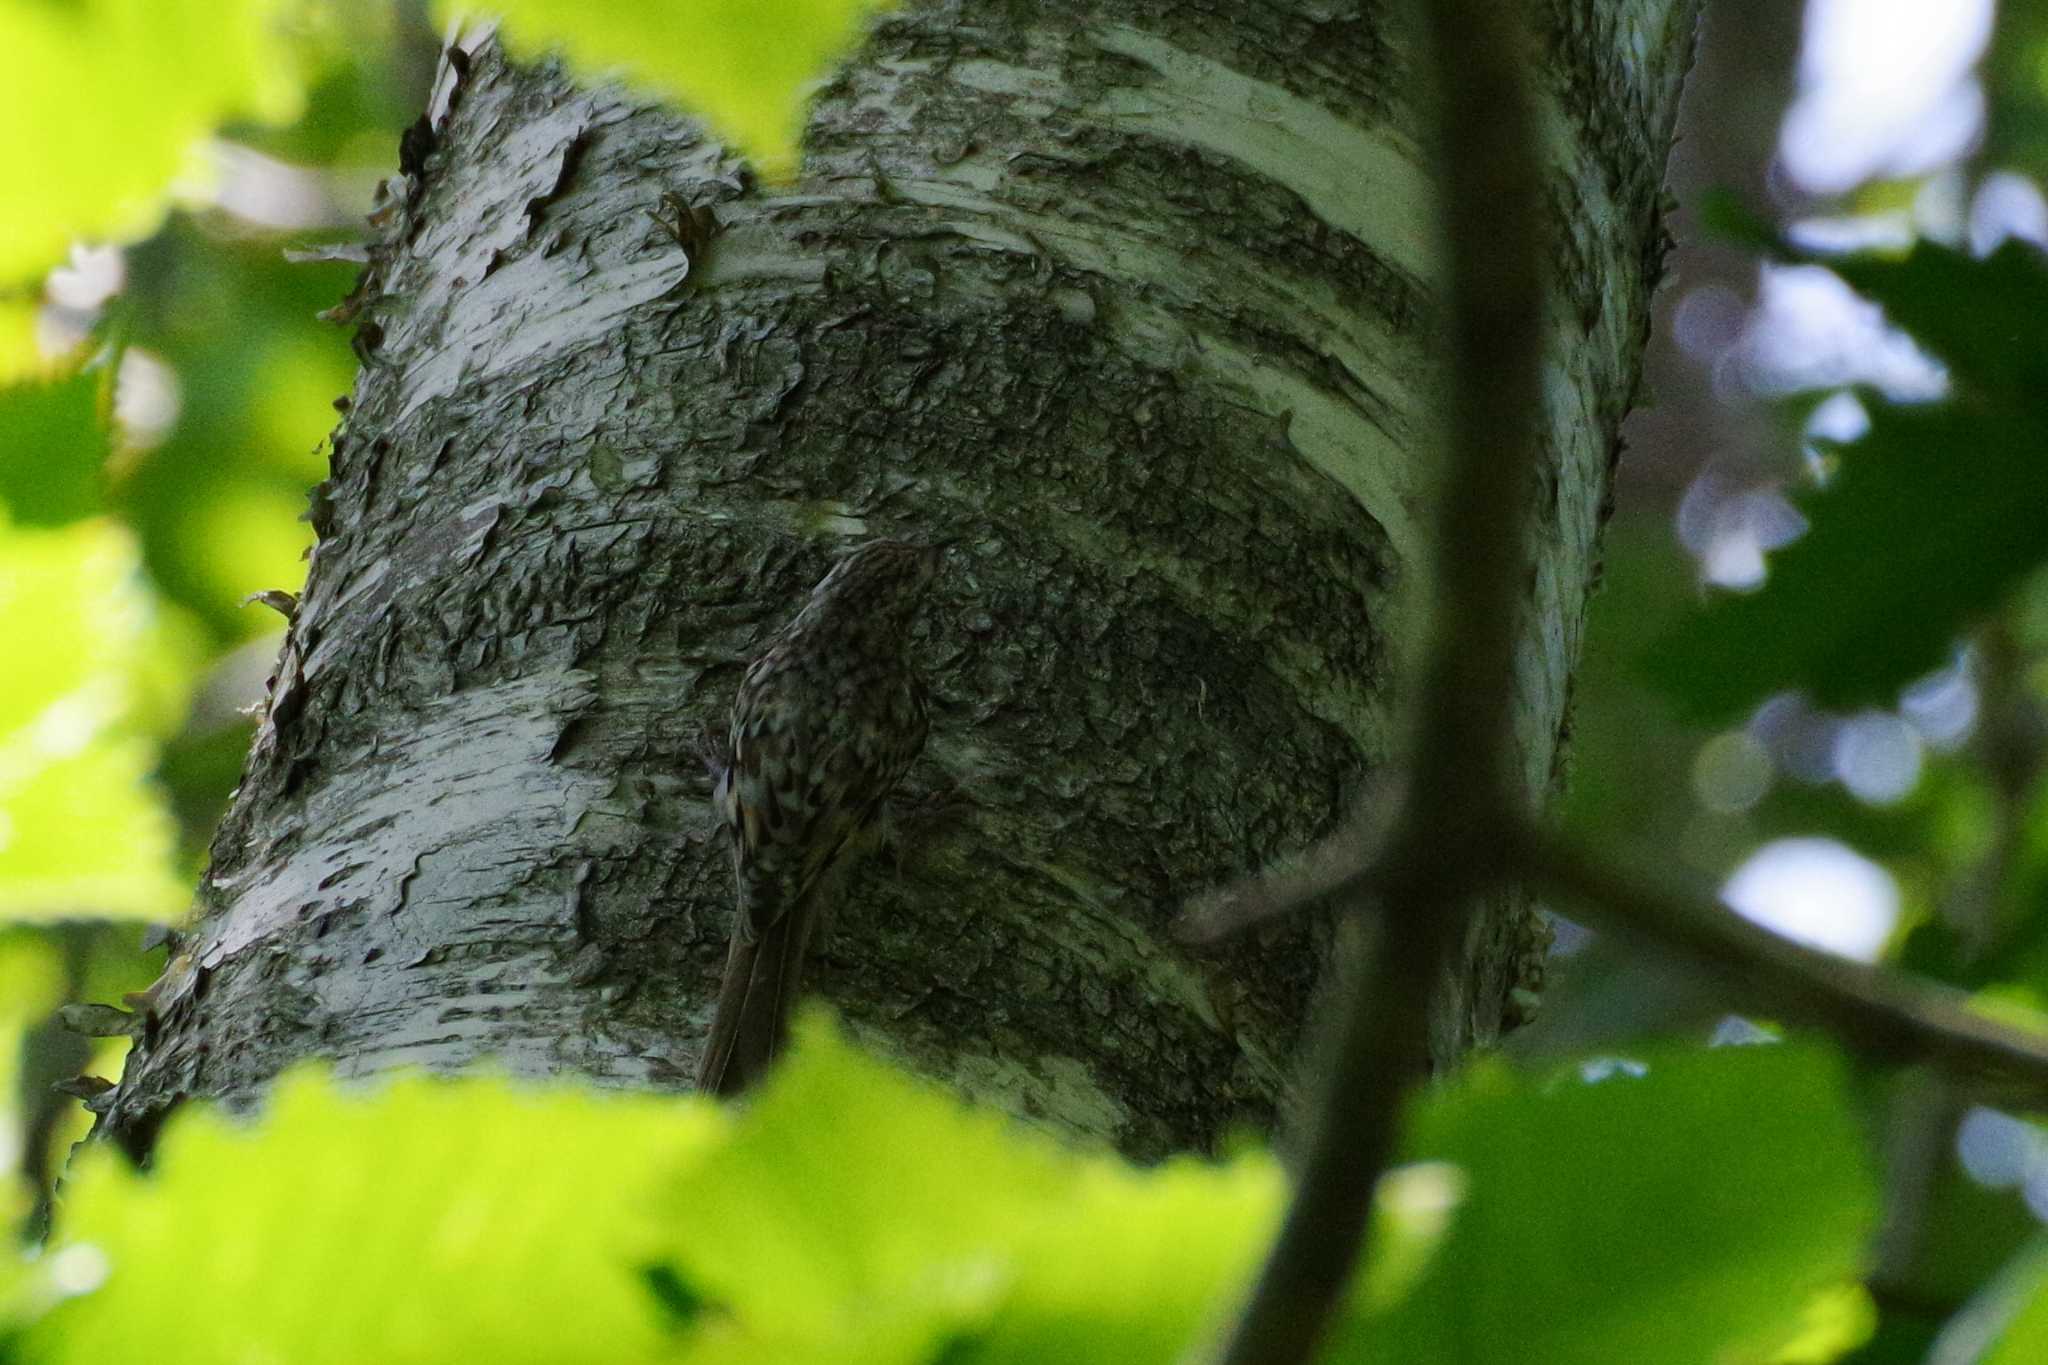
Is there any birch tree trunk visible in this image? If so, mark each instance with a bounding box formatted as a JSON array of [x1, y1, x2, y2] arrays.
[[102, 0, 1697, 1159]]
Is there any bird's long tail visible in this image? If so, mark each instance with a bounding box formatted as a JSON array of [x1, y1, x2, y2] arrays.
[[695, 893, 820, 1097]]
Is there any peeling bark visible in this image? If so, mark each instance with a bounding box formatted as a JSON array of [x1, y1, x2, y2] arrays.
[[103, 0, 1697, 1160]]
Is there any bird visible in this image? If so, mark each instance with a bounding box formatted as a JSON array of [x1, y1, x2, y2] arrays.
[[696, 538, 942, 1096]]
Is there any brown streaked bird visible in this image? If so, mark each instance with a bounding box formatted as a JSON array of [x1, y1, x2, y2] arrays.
[[696, 539, 942, 1096]]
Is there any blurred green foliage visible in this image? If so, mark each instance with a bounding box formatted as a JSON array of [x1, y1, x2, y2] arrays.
[[465, 0, 899, 180], [113, 223, 356, 644], [0, 369, 110, 528], [0, 7, 426, 920], [1648, 241, 2048, 722], [0, 1020, 1876, 1365], [0, 517, 194, 920], [21, 1056, 718, 1362], [1985, 0, 2048, 176], [0, 0, 429, 1245], [1376, 1043, 1874, 1363], [0, 0, 306, 287]]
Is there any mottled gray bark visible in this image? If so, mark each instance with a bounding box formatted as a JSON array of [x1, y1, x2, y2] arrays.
[[102, 0, 1695, 1159]]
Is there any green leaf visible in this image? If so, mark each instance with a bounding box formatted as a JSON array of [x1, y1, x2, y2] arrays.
[[0, 0, 306, 281], [452, 0, 898, 179], [1361, 1043, 1877, 1364], [0, 929, 66, 1027], [18, 1025, 1350, 1364], [1645, 403, 2048, 721], [960, 1157, 1287, 1363], [26, 1068, 723, 1364], [1645, 239, 2048, 721], [1983, 0, 2048, 185], [1960, 1235, 2048, 1364], [654, 1016, 1087, 1359], [653, 1017, 1409, 1363], [0, 298, 46, 385], [6, 1024, 1879, 1364], [0, 519, 194, 920], [1695, 188, 1789, 259], [2, 1239, 57, 1352], [0, 368, 111, 527], [1830, 241, 2048, 399]]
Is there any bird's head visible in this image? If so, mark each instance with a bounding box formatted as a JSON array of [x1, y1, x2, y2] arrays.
[[805, 538, 943, 631]]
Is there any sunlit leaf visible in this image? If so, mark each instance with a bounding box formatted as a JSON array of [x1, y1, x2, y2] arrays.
[[656, 1017, 1074, 1347], [0, 296, 46, 384], [0, 368, 110, 527], [0, 519, 192, 920], [14, 1028, 1344, 1363], [1769, 1284, 1877, 1364], [183, 484, 312, 639], [248, 332, 355, 484], [3, 1021, 1886, 1363], [27, 1069, 723, 1364], [450, 0, 897, 179], [960, 1157, 1289, 1364], [2, 1236, 55, 1347], [0, 740, 184, 919], [655, 1018, 1344, 1362], [0, 929, 67, 1026], [0, 0, 305, 281], [656, 1019, 1111, 1360]]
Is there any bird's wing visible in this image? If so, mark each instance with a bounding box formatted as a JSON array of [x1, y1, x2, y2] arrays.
[[727, 694, 873, 939]]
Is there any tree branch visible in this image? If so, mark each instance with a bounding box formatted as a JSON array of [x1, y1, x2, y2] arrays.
[[1211, 0, 1547, 1359], [1512, 827, 2048, 1103], [1176, 774, 1404, 945]]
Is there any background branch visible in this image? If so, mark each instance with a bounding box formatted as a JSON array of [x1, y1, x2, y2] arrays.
[[1514, 828, 2048, 1103], [1176, 773, 1405, 945]]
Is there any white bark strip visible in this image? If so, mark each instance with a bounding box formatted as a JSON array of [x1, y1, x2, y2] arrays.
[[1084, 25, 1441, 279]]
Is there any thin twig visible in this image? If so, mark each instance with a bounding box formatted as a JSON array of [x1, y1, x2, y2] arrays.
[[1512, 827, 2048, 1103], [1176, 773, 1405, 944], [1194, 810, 2048, 1104], [1211, 0, 1546, 1358]]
